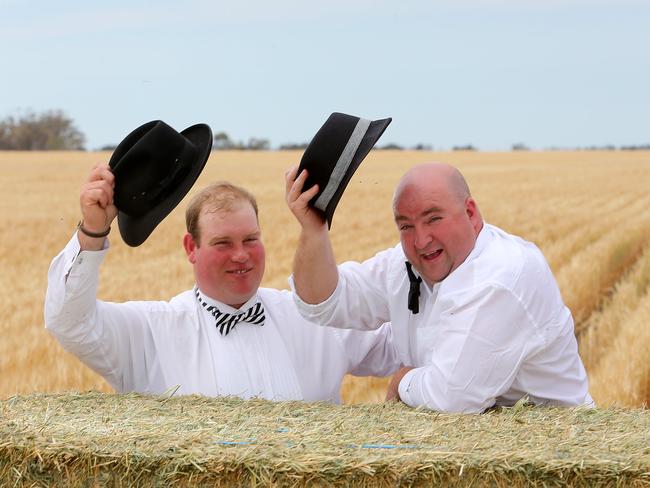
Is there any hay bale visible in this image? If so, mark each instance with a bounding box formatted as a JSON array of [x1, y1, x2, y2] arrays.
[[1, 392, 648, 487]]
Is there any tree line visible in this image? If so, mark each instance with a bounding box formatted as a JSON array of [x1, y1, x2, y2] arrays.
[[1, 110, 648, 152], [0, 110, 85, 150]]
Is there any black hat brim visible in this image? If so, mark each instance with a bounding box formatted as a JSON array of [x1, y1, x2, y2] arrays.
[[116, 123, 213, 247]]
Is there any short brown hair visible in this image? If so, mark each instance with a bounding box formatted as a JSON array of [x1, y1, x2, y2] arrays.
[[185, 182, 259, 243]]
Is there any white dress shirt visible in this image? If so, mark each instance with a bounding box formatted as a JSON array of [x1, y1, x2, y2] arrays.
[[292, 223, 594, 413], [44, 235, 400, 403]]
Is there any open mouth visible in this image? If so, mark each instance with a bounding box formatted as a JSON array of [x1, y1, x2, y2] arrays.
[[421, 249, 443, 261]]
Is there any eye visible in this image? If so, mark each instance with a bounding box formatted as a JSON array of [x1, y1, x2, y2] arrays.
[[244, 235, 262, 246], [427, 216, 441, 224], [398, 224, 413, 232]]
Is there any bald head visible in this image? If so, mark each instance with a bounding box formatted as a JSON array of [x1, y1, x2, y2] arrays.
[[393, 163, 472, 212]]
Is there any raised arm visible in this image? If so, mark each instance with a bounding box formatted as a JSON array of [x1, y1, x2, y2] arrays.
[[45, 163, 150, 392], [285, 165, 338, 304]]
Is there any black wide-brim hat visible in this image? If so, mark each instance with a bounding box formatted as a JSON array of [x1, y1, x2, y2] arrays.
[[297, 112, 391, 227], [108, 120, 213, 247]]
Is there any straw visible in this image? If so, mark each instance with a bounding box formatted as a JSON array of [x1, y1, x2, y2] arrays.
[[1, 392, 648, 487]]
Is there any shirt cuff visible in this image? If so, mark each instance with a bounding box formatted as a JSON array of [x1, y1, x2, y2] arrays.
[[63, 233, 110, 281], [397, 368, 419, 406], [398, 367, 489, 413], [288, 273, 341, 323]]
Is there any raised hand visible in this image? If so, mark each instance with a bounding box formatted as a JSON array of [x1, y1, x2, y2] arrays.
[[284, 165, 326, 232], [78, 163, 118, 249]]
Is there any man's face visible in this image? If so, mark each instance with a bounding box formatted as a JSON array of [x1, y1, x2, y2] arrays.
[[184, 202, 265, 308], [394, 184, 479, 285]]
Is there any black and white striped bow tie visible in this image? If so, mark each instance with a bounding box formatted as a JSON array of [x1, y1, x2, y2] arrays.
[[194, 288, 265, 336]]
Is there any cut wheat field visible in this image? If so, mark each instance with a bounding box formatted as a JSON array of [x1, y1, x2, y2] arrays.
[[1, 150, 649, 407]]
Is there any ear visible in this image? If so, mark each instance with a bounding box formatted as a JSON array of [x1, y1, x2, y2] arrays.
[[465, 198, 481, 230], [183, 233, 198, 264]]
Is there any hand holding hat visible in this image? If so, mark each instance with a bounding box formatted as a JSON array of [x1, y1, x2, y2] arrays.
[[77, 163, 119, 250], [296, 112, 391, 228]]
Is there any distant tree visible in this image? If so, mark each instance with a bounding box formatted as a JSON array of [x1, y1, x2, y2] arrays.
[[213, 131, 235, 150], [99, 144, 118, 151], [621, 144, 650, 150], [279, 142, 309, 150], [0, 109, 85, 150], [379, 143, 404, 150], [412, 143, 432, 151], [583, 144, 617, 151], [452, 144, 477, 151], [246, 137, 270, 151], [511, 143, 529, 151], [213, 132, 270, 150], [0, 121, 11, 148]]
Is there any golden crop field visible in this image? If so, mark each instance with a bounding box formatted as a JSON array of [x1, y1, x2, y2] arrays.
[[1, 150, 649, 408]]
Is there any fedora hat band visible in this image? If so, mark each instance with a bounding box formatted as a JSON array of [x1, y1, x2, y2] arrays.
[[313, 117, 371, 212], [134, 145, 196, 206]]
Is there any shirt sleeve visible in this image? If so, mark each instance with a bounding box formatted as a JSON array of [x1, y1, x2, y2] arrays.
[[398, 284, 542, 413], [44, 234, 156, 392], [290, 246, 397, 331], [334, 323, 402, 378]]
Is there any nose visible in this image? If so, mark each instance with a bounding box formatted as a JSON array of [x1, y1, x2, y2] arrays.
[[231, 244, 249, 263], [413, 225, 432, 251]]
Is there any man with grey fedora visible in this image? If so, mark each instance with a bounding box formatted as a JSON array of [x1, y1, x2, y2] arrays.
[[44, 120, 400, 402], [285, 114, 593, 413]]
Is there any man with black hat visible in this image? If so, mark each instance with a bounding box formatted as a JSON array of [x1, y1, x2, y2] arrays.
[[285, 162, 594, 413], [44, 121, 400, 402]]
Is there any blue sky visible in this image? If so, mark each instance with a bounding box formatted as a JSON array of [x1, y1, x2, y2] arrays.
[[1, 0, 648, 150]]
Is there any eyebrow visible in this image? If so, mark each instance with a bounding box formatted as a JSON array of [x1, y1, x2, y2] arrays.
[[395, 206, 443, 222], [209, 230, 261, 243], [209, 236, 231, 244]]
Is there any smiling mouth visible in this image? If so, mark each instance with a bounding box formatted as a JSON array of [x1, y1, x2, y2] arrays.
[[421, 249, 443, 261], [228, 268, 252, 275]]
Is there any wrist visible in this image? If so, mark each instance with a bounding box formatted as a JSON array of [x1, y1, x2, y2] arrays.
[[77, 220, 111, 238]]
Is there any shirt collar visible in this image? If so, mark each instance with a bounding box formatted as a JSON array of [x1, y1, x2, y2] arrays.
[[194, 286, 260, 314], [471, 221, 490, 257], [437, 221, 489, 285]]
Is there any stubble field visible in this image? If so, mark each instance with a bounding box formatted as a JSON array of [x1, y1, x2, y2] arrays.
[[1, 150, 649, 407]]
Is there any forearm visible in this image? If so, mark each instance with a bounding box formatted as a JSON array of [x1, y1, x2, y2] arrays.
[[292, 224, 338, 304], [397, 367, 491, 413]]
